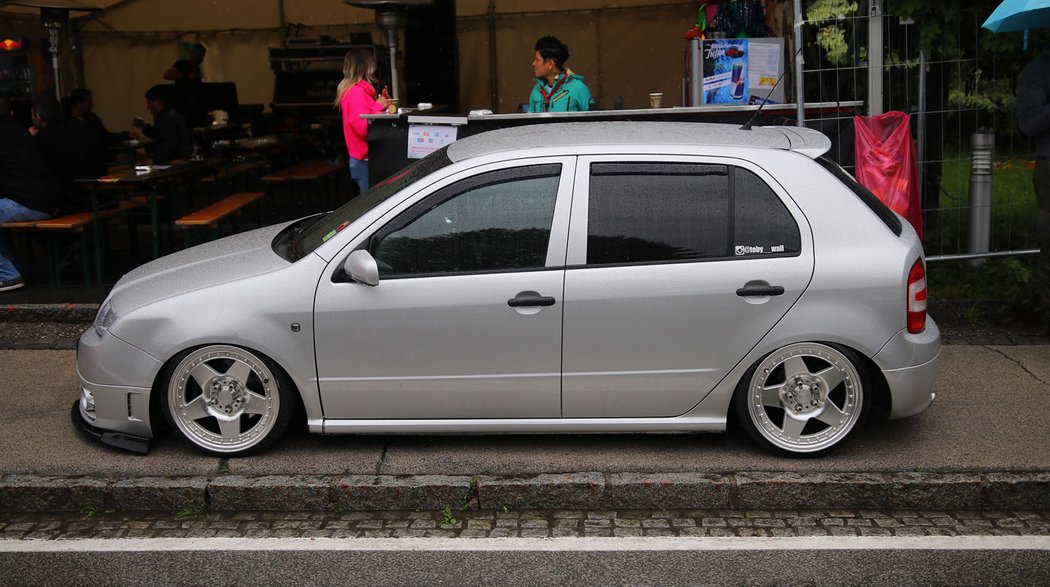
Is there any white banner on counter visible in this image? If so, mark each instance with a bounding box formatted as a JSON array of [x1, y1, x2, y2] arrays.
[[407, 124, 458, 159]]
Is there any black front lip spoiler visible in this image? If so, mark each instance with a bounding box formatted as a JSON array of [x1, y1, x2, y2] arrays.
[[70, 401, 153, 454]]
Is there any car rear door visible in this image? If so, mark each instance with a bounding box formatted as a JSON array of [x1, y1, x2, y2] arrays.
[[313, 158, 575, 420], [561, 155, 814, 418]]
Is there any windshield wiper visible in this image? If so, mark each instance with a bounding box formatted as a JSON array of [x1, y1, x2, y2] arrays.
[[288, 211, 331, 260]]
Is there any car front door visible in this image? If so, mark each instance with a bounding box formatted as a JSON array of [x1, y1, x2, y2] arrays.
[[561, 156, 815, 418], [314, 159, 574, 420]]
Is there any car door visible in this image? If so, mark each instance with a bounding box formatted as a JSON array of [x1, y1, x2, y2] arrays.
[[314, 158, 575, 420], [561, 156, 814, 418]]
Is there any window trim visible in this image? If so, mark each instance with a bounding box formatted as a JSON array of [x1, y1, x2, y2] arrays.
[[366, 163, 567, 280]]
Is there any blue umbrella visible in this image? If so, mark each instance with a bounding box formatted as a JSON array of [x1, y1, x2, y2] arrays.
[[983, 0, 1050, 48]]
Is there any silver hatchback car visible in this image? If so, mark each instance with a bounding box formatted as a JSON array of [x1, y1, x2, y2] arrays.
[[73, 121, 940, 457]]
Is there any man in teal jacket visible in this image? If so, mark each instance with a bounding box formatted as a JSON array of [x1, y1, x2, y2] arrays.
[[528, 36, 592, 113]]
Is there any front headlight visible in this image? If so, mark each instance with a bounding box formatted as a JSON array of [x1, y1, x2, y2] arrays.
[[93, 300, 118, 337]]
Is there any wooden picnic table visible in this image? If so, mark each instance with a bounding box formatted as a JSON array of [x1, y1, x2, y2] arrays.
[[76, 158, 223, 281]]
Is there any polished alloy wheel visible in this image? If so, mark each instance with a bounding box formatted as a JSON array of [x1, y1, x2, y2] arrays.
[[744, 342, 865, 454], [166, 345, 282, 455]]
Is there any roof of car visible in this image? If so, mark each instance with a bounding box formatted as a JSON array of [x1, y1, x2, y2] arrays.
[[446, 121, 832, 162]]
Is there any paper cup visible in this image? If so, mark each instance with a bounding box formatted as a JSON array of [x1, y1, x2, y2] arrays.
[[649, 93, 663, 108]]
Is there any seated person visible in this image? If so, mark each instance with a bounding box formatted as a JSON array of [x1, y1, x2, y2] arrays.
[[68, 88, 128, 162], [30, 95, 107, 212], [133, 85, 194, 163], [0, 97, 63, 291]]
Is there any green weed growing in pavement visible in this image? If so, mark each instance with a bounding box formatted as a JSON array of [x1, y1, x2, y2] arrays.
[[461, 477, 479, 512], [175, 499, 208, 519], [80, 502, 97, 518], [440, 506, 459, 526], [329, 503, 345, 514], [218, 460, 231, 475]]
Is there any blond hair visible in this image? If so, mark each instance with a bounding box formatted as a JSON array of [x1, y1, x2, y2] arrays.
[[334, 48, 378, 107]]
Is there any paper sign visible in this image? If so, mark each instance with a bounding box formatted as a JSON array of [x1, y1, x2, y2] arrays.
[[407, 124, 459, 159], [748, 41, 781, 91]]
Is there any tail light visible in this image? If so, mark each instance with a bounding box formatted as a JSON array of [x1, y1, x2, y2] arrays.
[[907, 258, 927, 334]]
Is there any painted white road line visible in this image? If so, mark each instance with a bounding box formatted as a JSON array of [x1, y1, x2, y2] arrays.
[[1, 535, 1048, 553]]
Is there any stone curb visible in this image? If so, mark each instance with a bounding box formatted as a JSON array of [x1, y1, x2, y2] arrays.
[[0, 303, 99, 324], [1, 471, 1047, 514]]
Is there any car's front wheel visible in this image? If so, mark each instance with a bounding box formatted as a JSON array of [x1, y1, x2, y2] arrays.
[[733, 342, 870, 456], [162, 345, 294, 456]]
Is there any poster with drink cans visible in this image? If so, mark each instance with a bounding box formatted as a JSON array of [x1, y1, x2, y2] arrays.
[[702, 39, 748, 105]]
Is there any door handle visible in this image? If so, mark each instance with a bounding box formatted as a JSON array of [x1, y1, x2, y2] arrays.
[[508, 292, 556, 308], [736, 285, 785, 297]]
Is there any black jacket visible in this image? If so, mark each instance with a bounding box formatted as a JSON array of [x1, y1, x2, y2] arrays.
[[143, 107, 193, 163], [35, 118, 109, 213], [1017, 46, 1050, 157], [0, 116, 63, 215]]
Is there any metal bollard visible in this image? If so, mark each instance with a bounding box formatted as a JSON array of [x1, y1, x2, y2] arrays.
[[967, 131, 995, 266]]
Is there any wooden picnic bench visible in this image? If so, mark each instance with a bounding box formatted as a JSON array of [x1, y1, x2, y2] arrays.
[[261, 158, 343, 215], [200, 160, 265, 187], [261, 159, 341, 183], [174, 191, 265, 246], [0, 196, 150, 286]]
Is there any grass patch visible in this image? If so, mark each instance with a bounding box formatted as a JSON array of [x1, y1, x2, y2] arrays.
[[923, 155, 1038, 256]]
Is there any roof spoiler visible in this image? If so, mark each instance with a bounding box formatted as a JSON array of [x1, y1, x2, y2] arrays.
[[764, 126, 832, 159]]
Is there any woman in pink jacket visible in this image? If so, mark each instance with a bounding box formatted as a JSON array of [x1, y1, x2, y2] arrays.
[[335, 48, 388, 194]]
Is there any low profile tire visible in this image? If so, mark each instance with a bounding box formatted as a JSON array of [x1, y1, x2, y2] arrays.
[[163, 345, 295, 456], [733, 342, 870, 457]]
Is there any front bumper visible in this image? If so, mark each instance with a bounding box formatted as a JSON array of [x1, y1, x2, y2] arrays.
[[70, 400, 152, 454]]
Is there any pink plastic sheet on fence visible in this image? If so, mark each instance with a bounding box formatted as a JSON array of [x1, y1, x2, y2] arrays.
[[854, 111, 923, 239]]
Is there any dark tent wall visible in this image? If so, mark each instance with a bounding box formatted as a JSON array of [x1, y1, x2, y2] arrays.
[[3, 1, 755, 125]]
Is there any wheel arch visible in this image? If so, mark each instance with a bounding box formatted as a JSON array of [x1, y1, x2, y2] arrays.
[[727, 339, 885, 456]]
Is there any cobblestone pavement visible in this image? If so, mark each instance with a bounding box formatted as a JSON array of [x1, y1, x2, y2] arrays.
[[2, 509, 1048, 541]]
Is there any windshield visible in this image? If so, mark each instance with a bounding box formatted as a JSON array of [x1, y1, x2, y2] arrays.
[[291, 147, 454, 259]]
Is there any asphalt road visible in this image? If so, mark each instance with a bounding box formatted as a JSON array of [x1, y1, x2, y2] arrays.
[[2, 536, 1047, 586], [0, 345, 1048, 477]]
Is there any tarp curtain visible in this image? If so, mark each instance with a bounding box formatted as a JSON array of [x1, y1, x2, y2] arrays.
[[854, 111, 923, 239]]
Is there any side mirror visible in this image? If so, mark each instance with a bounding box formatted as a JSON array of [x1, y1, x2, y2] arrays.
[[343, 250, 379, 286]]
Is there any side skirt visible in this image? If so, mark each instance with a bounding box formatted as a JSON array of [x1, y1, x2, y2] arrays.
[[309, 416, 726, 435]]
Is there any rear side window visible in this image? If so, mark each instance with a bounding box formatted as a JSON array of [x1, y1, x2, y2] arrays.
[[586, 162, 800, 265], [817, 157, 903, 236]]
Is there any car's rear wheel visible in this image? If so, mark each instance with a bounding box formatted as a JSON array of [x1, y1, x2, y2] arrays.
[[163, 345, 294, 456], [733, 342, 870, 456]]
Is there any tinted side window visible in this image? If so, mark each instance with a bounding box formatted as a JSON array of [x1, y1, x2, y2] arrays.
[[371, 165, 561, 277], [733, 168, 802, 256], [587, 162, 799, 265], [588, 163, 730, 265]]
